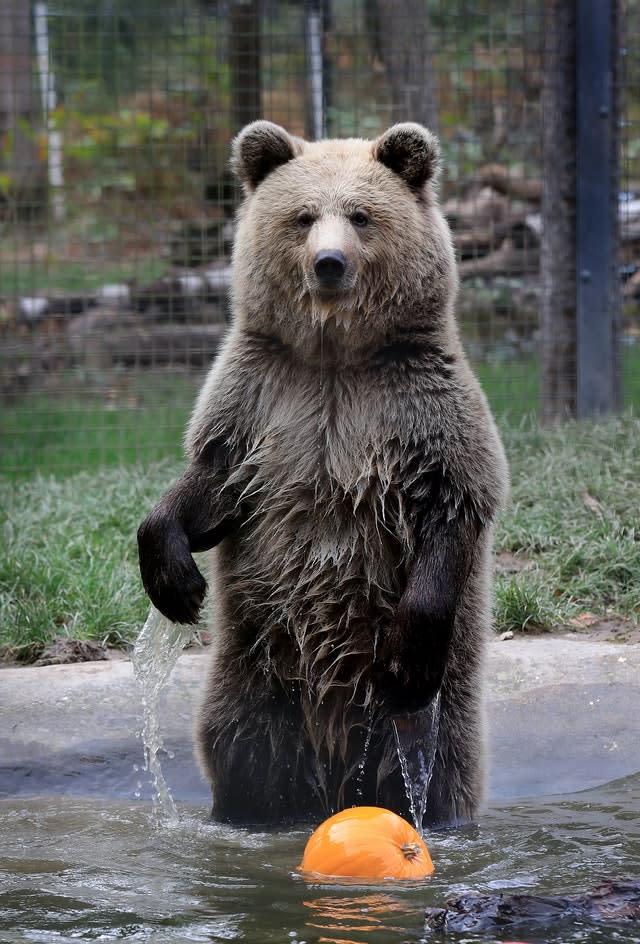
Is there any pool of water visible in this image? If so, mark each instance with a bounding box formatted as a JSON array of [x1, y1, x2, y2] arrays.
[[1, 774, 638, 944]]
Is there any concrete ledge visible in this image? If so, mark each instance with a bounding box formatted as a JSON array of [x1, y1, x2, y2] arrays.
[[1, 636, 638, 803]]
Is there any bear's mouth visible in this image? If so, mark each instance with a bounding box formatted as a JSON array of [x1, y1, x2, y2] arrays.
[[302, 266, 358, 329], [308, 293, 356, 331], [306, 272, 357, 303], [316, 285, 348, 302]]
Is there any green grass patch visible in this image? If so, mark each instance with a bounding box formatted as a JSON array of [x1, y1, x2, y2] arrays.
[[0, 462, 185, 661], [474, 341, 640, 422], [2, 344, 639, 478], [0, 369, 202, 478], [0, 258, 166, 297], [495, 413, 640, 631], [1, 412, 639, 661]]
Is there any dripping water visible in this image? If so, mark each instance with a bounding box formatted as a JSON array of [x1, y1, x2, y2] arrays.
[[355, 712, 374, 800], [317, 316, 326, 483], [392, 690, 441, 833], [132, 605, 193, 822]]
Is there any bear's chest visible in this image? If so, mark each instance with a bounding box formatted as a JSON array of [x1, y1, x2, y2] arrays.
[[228, 366, 414, 598], [249, 359, 407, 492]]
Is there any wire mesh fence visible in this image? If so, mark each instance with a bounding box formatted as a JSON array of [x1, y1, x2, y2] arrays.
[[0, 0, 637, 476]]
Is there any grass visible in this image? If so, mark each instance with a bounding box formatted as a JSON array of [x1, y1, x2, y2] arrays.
[[473, 341, 640, 424], [0, 257, 166, 297], [1, 412, 639, 662], [494, 414, 640, 633], [2, 344, 640, 478], [0, 462, 183, 662], [0, 369, 203, 477]]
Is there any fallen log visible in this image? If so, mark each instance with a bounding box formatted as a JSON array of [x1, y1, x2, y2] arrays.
[[96, 323, 225, 368], [444, 186, 509, 229], [454, 214, 541, 260], [478, 162, 543, 202], [457, 238, 540, 279]]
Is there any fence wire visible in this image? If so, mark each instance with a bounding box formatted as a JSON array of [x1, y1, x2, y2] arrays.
[[0, 0, 637, 476]]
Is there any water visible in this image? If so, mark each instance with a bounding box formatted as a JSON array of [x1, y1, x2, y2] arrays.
[[131, 606, 193, 822], [4, 619, 637, 942], [392, 693, 441, 832], [1, 775, 639, 943]]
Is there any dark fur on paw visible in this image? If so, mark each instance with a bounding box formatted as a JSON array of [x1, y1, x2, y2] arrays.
[[138, 512, 207, 625], [376, 607, 449, 714], [376, 659, 443, 715]]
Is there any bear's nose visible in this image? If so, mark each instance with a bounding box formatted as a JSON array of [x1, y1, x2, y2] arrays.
[[314, 250, 347, 284]]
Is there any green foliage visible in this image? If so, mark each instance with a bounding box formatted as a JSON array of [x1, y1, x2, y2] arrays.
[[0, 370, 200, 478], [495, 414, 640, 631], [49, 0, 198, 97], [0, 463, 182, 660], [51, 103, 195, 199]]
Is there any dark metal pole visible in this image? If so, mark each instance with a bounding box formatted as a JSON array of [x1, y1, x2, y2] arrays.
[[305, 0, 326, 140], [540, 0, 577, 424], [576, 0, 618, 416]]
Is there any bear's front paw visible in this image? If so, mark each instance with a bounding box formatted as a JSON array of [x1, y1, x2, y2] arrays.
[[137, 513, 207, 625], [376, 657, 442, 715], [376, 610, 449, 714]]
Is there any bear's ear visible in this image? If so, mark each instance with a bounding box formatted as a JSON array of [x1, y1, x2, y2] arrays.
[[231, 121, 304, 191], [373, 123, 440, 190]]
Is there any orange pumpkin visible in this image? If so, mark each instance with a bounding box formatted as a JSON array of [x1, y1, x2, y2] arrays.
[[299, 806, 434, 881]]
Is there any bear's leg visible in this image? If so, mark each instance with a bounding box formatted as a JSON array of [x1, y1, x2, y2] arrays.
[[196, 680, 324, 826]]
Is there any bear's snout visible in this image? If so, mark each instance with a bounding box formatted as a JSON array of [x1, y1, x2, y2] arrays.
[[314, 249, 347, 287]]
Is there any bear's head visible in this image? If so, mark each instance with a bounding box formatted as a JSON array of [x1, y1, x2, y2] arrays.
[[230, 121, 457, 357]]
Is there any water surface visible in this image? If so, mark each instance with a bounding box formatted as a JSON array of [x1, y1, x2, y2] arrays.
[[1, 774, 638, 943]]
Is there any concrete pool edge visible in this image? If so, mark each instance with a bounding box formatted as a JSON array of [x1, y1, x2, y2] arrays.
[[1, 635, 639, 803]]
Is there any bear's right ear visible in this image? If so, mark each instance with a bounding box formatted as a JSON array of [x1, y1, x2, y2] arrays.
[[231, 121, 304, 191]]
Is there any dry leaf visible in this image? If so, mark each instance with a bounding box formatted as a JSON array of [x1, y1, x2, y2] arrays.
[[568, 612, 599, 628], [582, 491, 604, 519]]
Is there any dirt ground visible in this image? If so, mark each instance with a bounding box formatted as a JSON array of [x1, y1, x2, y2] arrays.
[[560, 615, 640, 645]]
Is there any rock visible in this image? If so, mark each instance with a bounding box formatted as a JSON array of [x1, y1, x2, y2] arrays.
[[424, 880, 640, 934], [34, 636, 108, 666]]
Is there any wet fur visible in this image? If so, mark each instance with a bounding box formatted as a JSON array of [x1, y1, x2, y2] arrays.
[[138, 122, 508, 828]]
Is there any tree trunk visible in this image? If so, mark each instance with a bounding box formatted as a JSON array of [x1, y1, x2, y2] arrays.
[[370, 0, 439, 134], [0, 0, 44, 217], [539, 0, 577, 423], [229, 0, 262, 134]]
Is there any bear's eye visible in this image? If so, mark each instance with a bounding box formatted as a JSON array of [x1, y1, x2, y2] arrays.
[[296, 210, 315, 229], [350, 210, 370, 229]]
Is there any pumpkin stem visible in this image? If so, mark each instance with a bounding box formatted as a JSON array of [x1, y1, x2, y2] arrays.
[[400, 841, 422, 862]]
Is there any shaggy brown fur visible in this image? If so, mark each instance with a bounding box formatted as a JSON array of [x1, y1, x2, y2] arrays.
[[138, 121, 508, 828]]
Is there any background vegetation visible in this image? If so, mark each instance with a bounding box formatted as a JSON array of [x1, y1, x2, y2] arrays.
[[1, 1, 638, 660]]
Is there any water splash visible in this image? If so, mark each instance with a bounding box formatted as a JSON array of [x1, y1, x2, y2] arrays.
[[132, 605, 193, 823], [392, 691, 441, 834]]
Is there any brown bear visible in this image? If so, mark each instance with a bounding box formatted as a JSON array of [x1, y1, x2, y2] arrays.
[[137, 121, 508, 829]]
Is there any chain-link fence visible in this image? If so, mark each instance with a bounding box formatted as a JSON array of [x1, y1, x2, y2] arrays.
[[0, 0, 636, 476]]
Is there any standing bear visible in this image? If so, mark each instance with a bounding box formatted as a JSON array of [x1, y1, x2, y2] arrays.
[[138, 121, 508, 829]]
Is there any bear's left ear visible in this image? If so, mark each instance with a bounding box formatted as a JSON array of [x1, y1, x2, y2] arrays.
[[373, 123, 440, 190], [231, 120, 304, 192]]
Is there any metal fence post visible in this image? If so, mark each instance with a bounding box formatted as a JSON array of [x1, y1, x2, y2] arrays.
[[576, 0, 619, 417]]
